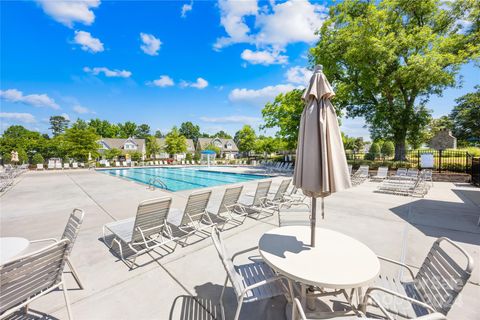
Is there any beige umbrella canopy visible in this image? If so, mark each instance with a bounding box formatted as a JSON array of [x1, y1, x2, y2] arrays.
[[293, 65, 351, 247]]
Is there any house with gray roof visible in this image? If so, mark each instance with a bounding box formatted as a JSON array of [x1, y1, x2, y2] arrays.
[[153, 138, 195, 159], [196, 137, 239, 159], [98, 138, 146, 159]]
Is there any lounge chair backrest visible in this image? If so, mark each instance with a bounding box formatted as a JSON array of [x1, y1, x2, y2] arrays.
[[211, 228, 245, 296], [253, 180, 272, 206], [377, 167, 388, 177], [273, 179, 292, 201], [218, 186, 243, 214], [348, 165, 353, 175], [414, 237, 474, 315], [356, 166, 369, 176], [132, 197, 172, 244], [407, 168, 418, 177], [0, 239, 69, 315], [61, 209, 85, 256], [181, 190, 212, 224], [396, 168, 407, 176]]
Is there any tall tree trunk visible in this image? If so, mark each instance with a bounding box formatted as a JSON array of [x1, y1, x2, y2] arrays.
[[394, 136, 407, 161]]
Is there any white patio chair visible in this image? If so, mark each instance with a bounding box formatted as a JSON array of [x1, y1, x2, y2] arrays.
[[166, 190, 213, 246], [352, 165, 369, 185], [363, 237, 474, 319], [211, 227, 289, 320], [203, 186, 244, 230], [55, 162, 63, 169], [48, 161, 55, 170], [0, 239, 73, 320], [293, 298, 447, 320], [407, 168, 419, 178], [348, 164, 353, 175], [395, 168, 408, 177], [103, 197, 177, 269], [371, 167, 388, 181], [30, 209, 85, 289], [235, 180, 274, 219], [36, 163, 44, 170], [264, 178, 292, 209], [423, 169, 433, 186], [64, 163, 70, 169], [72, 162, 78, 169]]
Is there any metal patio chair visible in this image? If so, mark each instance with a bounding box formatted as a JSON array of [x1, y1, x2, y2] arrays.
[[235, 180, 274, 219], [203, 185, 245, 230]]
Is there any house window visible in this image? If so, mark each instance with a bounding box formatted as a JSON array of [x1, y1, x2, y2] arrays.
[[214, 141, 222, 148], [124, 143, 136, 150], [226, 143, 232, 150]]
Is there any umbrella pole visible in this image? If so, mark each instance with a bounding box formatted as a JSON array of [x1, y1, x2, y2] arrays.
[[311, 197, 316, 247]]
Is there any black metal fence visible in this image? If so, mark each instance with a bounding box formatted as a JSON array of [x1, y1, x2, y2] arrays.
[[471, 157, 480, 186], [345, 149, 472, 173]]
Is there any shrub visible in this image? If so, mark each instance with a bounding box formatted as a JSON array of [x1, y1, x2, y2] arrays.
[[32, 153, 44, 165], [185, 153, 193, 161], [366, 142, 380, 160], [381, 141, 395, 157], [104, 148, 123, 160], [130, 151, 142, 161]]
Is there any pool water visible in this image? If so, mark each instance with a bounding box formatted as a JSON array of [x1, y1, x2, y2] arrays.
[[100, 167, 267, 191]]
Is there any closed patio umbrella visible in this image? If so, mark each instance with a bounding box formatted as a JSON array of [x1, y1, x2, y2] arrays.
[[293, 65, 351, 247]]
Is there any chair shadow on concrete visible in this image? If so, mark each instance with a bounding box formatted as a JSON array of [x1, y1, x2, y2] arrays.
[[389, 195, 480, 245], [258, 234, 310, 258], [98, 235, 176, 270], [4, 309, 60, 320], [169, 295, 220, 320]]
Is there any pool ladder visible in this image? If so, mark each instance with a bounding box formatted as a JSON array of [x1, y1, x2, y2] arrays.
[[148, 177, 168, 190]]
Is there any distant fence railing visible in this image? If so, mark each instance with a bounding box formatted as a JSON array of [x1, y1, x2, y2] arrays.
[[345, 149, 472, 173]]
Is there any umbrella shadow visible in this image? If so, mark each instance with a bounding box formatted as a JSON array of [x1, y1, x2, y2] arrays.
[[260, 234, 310, 258]]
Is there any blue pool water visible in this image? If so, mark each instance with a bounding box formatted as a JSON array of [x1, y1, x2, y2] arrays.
[[100, 167, 267, 191]]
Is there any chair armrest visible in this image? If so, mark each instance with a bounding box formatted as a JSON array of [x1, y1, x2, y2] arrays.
[[30, 238, 58, 244], [377, 255, 416, 279], [241, 274, 286, 297], [363, 286, 436, 316], [232, 246, 259, 261]]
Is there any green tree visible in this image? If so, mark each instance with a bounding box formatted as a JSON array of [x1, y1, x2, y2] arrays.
[[88, 119, 120, 138], [262, 89, 304, 149], [310, 0, 479, 159], [146, 136, 161, 158], [130, 151, 142, 162], [381, 141, 395, 157], [62, 122, 99, 161], [179, 122, 201, 142], [450, 86, 480, 145], [342, 134, 364, 152], [366, 142, 381, 160], [213, 130, 232, 139], [205, 143, 221, 157], [32, 153, 44, 165], [49, 116, 69, 137], [135, 124, 151, 139], [254, 136, 279, 158], [154, 130, 164, 138], [234, 125, 256, 154], [199, 132, 212, 138], [165, 127, 187, 155], [0, 125, 46, 162], [104, 148, 123, 160], [118, 121, 137, 138]]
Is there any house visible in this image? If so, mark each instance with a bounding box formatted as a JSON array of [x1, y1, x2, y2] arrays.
[[429, 129, 457, 150], [98, 138, 146, 159], [153, 138, 195, 159], [196, 137, 239, 159]]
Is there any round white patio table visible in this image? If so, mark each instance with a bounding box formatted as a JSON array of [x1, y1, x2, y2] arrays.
[[258, 226, 380, 313], [0, 237, 29, 264]]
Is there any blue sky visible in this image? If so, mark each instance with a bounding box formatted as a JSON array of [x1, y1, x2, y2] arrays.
[[1, 0, 478, 140]]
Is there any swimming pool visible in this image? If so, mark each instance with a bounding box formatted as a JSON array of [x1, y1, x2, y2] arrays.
[[100, 167, 267, 191]]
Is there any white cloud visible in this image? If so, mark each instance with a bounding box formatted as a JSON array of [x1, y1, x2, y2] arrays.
[[241, 48, 287, 65], [83, 67, 132, 78], [74, 30, 104, 53], [180, 77, 209, 89], [215, 0, 326, 51], [73, 105, 94, 114], [35, 0, 100, 28], [0, 112, 36, 123], [149, 75, 175, 87], [140, 33, 161, 56], [181, 1, 193, 18], [229, 84, 298, 106], [0, 89, 60, 109], [214, 0, 258, 50], [200, 115, 261, 125], [61, 113, 71, 121], [285, 66, 312, 85]]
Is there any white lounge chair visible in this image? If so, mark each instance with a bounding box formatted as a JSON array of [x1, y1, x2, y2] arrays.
[[105, 161, 111, 167], [72, 162, 78, 169], [371, 166, 388, 181], [166, 190, 213, 246], [55, 162, 63, 170], [63, 163, 70, 169], [265, 178, 292, 209], [36, 163, 44, 170], [115, 161, 121, 167], [0, 239, 74, 320], [235, 180, 274, 220], [363, 237, 473, 318], [102, 197, 177, 269], [30, 209, 85, 289], [204, 186, 244, 230], [211, 227, 288, 320], [48, 162, 55, 170], [352, 165, 369, 185]]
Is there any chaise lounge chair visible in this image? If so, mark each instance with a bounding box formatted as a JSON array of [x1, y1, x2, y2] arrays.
[[235, 180, 274, 219], [102, 197, 177, 269], [371, 166, 388, 181], [203, 186, 244, 230]]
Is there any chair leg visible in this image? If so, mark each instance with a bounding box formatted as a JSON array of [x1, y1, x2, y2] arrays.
[[233, 295, 244, 320], [220, 276, 228, 320], [62, 276, 74, 320], [67, 258, 84, 289]]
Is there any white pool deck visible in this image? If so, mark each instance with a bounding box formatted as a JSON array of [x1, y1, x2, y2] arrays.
[[0, 166, 479, 320]]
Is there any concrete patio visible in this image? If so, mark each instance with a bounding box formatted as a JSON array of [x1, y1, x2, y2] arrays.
[[0, 168, 479, 320]]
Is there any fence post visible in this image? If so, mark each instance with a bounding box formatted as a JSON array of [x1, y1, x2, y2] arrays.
[[417, 150, 420, 169], [439, 149, 443, 173]]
